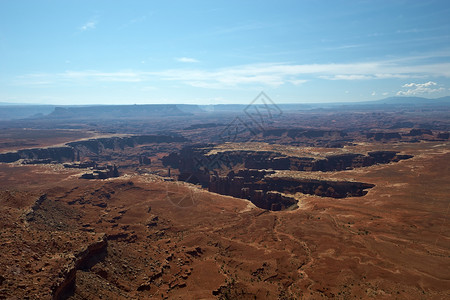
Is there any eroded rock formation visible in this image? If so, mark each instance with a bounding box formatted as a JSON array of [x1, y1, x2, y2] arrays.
[[208, 169, 374, 210], [67, 135, 188, 156], [163, 146, 413, 176], [52, 235, 108, 300], [0, 135, 188, 164], [161, 145, 402, 210], [80, 165, 119, 180]]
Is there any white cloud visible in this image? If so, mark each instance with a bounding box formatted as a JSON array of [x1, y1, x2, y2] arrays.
[[371, 91, 376, 96], [176, 57, 199, 63], [320, 74, 373, 80], [396, 81, 445, 96], [80, 19, 97, 31], [15, 57, 450, 90], [289, 79, 308, 86], [16, 70, 144, 85], [402, 81, 436, 88]]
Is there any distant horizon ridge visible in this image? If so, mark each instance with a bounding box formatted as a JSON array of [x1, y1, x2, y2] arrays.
[[1, 95, 449, 107]]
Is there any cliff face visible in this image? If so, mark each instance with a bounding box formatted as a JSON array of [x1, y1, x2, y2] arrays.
[[366, 132, 402, 141], [261, 128, 351, 147], [208, 169, 297, 211], [264, 177, 374, 198], [52, 235, 108, 300], [405, 129, 433, 136], [0, 152, 20, 163], [163, 146, 413, 176], [208, 169, 375, 210], [46, 105, 191, 120], [0, 135, 188, 164], [67, 135, 188, 156], [263, 128, 346, 139], [306, 151, 413, 171], [0, 147, 75, 163], [258, 127, 448, 145], [161, 145, 407, 211]]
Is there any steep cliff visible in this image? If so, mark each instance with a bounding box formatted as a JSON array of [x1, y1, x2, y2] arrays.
[[265, 177, 375, 198], [263, 128, 346, 139], [366, 132, 402, 141], [163, 146, 413, 176], [0, 147, 75, 163], [67, 135, 188, 155], [207, 169, 375, 210], [0, 135, 188, 164], [52, 235, 108, 300], [208, 169, 297, 210]]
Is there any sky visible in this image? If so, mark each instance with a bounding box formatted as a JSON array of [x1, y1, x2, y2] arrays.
[[0, 0, 449, 105]]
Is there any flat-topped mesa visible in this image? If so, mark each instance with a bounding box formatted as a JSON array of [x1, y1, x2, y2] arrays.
[[263, 128, 347, 138], [163, 145, 413, 178], [366, 132, 402, 141], [365, 129, 448, 142], [307, 151, 413, 171], [67, 134, 188, 155], [264, 177, 375, 198], [0, 134, 188, 164], [404, 129, 433, 136], [260, 128, 352, 147]]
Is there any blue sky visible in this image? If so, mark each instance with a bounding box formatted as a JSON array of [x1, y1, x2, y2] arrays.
[[0, 0, 449, 105]]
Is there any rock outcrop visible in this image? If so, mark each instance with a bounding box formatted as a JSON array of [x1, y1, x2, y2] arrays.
[[52, 235, 108, 300], [80, 165, 119, 180], [404, 129, 433, 136], [366, 132, 402, 141]]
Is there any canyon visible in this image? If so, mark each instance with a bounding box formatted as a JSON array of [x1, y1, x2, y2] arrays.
[[162, 145, 410, 210], [0, 100, 449, 299]]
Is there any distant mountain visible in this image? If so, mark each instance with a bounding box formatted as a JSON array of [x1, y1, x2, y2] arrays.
[[278, 96, 450, 111], [45, 104, 191, 120], [367, 96, 450, 105], [0, 96, 448, 121], [175, 104, 204, 114], [0, 102, 45, 106], [0, 105, 56, 120]]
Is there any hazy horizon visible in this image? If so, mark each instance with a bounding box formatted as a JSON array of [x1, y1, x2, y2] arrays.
[[1, 94, 450, 107], [1, 0, 450, 105]]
